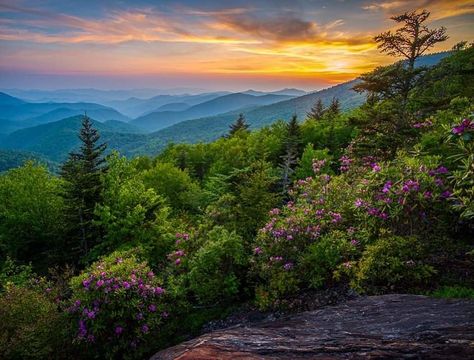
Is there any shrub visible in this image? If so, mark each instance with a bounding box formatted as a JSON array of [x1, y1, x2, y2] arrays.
[[431, 285, 474, 299], [167, 227, 247, 306], [0, 285, 68, 359], [352, 236, 436, 294], [68, 249, 167, 359]]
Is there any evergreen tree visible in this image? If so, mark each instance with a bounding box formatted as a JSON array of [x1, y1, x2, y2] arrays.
[[228, 113, 250, 137], [328, 97, 340, 116], [279, 115, 302, 193], [60, 116, 107, 262], [307, 99, 325, 120]]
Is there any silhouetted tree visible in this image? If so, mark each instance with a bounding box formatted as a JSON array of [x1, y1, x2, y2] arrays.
[[60, 115, 107, 262], [355, 10, 448, 105], [375, 10, 447, 71]]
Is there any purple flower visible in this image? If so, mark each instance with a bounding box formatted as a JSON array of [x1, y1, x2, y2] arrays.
[[423, 191, 432, 199], [122, 281, 131, 289], [115, 326, 123, 335], [96, 280, 104, 287], [436, 166, 448, 174], [440, 190, 452, 199], [82, 279, 91, 289], [175, 258, 181, 265], [350, 239, 359, 246], [254, 247, 263, 255], [148, 304, 157, 312], [354, 198, 365, 208], [370, 163, 381, 172], [154, 287, 165, 295], [382, 181, 392, 194], [283, 262, 294, 271], [136, 313, 144, 320], [141, 324, 149, 333]]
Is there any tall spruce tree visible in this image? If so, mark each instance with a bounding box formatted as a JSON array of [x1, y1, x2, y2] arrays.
[[307, 99, 325, 120], [280, 115, 302, 193], [328, 97, 340, 116], [228, 113, 250, 137], [60, 115, 107, 262]]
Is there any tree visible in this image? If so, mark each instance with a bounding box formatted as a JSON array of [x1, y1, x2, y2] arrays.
[[328, 97, 340, 116], [355, 10, 448, 104], [375, 10, 447, 71], [307, 99, 325, 121], [60, 115, 107, 262], [0, 162, 65, 271], [228, 113, 250, 137]]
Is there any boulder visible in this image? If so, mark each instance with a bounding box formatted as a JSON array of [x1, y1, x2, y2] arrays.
[[152, 294, 474, 359]]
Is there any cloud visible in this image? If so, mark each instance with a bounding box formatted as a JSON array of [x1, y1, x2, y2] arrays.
[[362, 0, 474, 20]]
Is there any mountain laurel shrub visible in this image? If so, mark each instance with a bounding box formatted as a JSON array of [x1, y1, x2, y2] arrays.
[[68, 249, 167, 359]]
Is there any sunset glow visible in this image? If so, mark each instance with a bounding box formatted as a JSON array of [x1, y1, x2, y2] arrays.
[[1, 0, 473, 90]]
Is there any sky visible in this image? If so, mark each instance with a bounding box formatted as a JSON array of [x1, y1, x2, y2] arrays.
[[0, 0, 473, 92]]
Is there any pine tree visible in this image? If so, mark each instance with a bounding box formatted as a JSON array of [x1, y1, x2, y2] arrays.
[[228, 113, 250, 137], [60, 115, 107, 262], [279, 115, 302, 193], [307, 99, 325, 120], [328, 97, 340, 116]]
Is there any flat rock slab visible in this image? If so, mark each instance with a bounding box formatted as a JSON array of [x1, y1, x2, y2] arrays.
[[152, 294, 474, 359]]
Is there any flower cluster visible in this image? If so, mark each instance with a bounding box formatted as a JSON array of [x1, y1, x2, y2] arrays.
[[413, 119, 433, 129], [451, 118, 474, 136], [339, 155, 353, 172], [69, 251, 166, 356]]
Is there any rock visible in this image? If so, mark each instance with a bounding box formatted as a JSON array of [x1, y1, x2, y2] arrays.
[[151, 294, 474, 359]]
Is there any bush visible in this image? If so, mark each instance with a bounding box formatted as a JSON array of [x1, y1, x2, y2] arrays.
[[0, 285, 68, 359], [68, 249, 167, 359], [187, 227, 247, 305], [352, 236, 436, 294], [431, 285, 474, 299]]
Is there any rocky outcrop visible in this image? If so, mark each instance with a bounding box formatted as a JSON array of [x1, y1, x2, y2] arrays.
[[152, 294, 474, 359]]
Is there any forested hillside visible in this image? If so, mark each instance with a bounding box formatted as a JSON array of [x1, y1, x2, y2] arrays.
[[0, 10, 472, 360]]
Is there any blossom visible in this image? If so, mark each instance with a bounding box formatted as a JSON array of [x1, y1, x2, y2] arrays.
[[354, 198, 365, 208], [370, 163, 381, 172], [141, 324, 149, 333], [254, 247, 263, 255], [381, 181, 392, 194], [122, 281, 131, 289], [440, 190, 452, 199], [115, 326, 123, 335], [96, 280, 104, 287], [148, 304, 157, 312], [283, 262, 294, 271], [175, 258, 181, 265]]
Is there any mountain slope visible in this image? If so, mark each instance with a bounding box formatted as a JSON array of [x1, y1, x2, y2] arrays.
[[130, 51, 454, 155], [0, 98, 130, 124], [131, 93, 295, 132], [105, 92, 229, 118], [0, 116, 146, 162], [0, 92, 26, 106]]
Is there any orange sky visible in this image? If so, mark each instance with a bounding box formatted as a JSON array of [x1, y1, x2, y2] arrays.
[[0, 0, 473, 90]]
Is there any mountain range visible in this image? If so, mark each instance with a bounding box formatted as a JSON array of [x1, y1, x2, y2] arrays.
[[0, 51, 453, 167]]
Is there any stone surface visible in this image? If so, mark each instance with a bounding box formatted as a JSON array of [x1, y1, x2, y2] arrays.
[[151, 294, 474, 359]]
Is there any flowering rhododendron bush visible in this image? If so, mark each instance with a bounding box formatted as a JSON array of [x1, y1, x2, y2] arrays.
[[252, 153, 457, 308], [68, 249, 167, 359]]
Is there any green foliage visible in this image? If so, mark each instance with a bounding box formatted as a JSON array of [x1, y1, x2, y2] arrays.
[[143, 161, 204, 212], [69, 249, 167, 359], [0, 285, 68, 360], [352, 236, 436, 294], [0, 257, 34, 291], [187, 227, 247, 305], [294, 145, 332, 179], [60, 116, 107, 262], [431, 285, 474, 299], [0, 162, 65, 271]]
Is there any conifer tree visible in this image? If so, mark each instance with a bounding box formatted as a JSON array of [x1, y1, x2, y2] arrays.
[[228, 113, 250, 136], [328, 97, 340, 116], [60, 115, 107, 261], [280, 115, 302, 192], [307, 99, 325, 120]]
